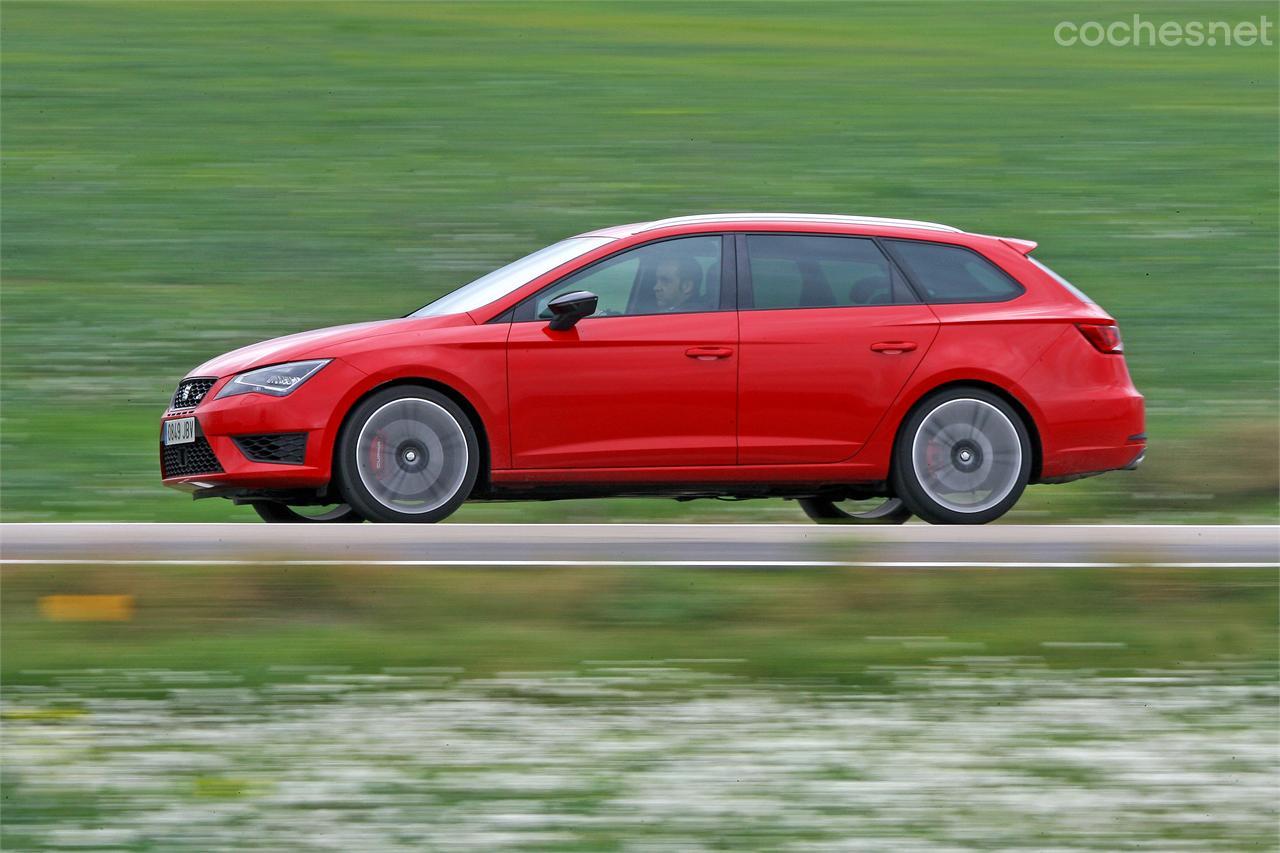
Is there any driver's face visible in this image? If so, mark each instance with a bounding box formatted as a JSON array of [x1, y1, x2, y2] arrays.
[[653, 261, 689, 310]]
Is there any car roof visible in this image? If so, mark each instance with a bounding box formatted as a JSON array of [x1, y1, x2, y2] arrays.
[[579, 213, 964, 239]]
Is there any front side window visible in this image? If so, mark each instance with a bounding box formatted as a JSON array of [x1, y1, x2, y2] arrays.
[[883, 239, 1024, 304], [522, 235, 724, 321], [744, 235, 916, 309], [411, 236, 613, 317]]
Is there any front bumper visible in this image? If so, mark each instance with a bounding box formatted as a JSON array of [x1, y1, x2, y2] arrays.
[[159, 358, 366, 493]]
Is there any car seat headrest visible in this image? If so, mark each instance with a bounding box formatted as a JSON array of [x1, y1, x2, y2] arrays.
[[851, 274, 892, 305]]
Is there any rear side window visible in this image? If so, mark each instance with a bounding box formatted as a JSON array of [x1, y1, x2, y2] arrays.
[[744, 235, 917, 309], [883, 240, 1023, 304]]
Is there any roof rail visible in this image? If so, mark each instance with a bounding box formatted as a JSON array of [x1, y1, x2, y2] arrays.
[[636, 212, 962, 234]]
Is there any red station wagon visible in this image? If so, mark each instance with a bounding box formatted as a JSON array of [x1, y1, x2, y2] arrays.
[[160, 213, 1146, 525]]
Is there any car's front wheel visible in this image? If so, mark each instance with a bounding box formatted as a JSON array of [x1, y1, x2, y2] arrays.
[[892, 388, 1031, 525], [335, 386, 479, 524], [251, 502, 364, 523]]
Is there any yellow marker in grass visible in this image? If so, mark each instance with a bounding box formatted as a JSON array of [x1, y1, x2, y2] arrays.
[[38, 595, 134, 622]]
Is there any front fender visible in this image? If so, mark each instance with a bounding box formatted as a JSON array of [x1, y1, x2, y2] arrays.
[[325, 325, 511, 471]]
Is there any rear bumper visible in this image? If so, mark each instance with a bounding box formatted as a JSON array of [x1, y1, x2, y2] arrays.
[[1035, 389, 1145, 480], [1038, 441, 1145, 485], [1031, 387, 1146, 482], [1018, 328, 1146, 482], [1122, 443, 1146, 470]]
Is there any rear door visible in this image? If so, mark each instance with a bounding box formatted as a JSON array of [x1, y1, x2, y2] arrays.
[[506, 234, 738, 469], [736, 233, 939, 464]]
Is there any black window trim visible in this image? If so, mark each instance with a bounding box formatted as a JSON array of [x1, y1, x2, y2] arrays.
[[879, 237, 1026, 305], [503, 233, 736, 324], [734, 231, 922, 311], [873, 236, 927, 304]]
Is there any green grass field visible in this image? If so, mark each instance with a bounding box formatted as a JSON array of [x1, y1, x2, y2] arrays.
[[3, 564, 1277, 849], [2, 1, 1276, 521], [4, 563, 1276, 682]]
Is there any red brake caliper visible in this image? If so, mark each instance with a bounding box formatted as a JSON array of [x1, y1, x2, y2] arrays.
[[925, 441, 943, 473]]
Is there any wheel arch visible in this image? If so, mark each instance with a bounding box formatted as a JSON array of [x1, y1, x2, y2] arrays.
[[332, 376, 493, 497], [892, 379, 1043, 483]]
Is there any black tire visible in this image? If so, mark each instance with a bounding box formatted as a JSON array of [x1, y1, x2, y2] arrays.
[[798, 497, 912, 524], [891, 387, 1032, 525], [251, 502, 364, 523], [335, 385, 479, 524]]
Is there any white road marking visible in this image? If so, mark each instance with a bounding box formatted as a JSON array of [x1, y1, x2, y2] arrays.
[[2, 559, 1274, 569], [9, 522, 1279, 528]]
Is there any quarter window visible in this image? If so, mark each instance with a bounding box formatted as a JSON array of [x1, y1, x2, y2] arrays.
[[523, 236, 724, 321], [743, 235, 915, 309], [883, 240, 1023, 304]]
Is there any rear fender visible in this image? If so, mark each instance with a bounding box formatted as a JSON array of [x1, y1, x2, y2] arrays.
[[851, 323, 1063, 479]]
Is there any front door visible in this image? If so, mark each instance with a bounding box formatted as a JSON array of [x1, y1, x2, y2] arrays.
[[507, 234, 738, 469]]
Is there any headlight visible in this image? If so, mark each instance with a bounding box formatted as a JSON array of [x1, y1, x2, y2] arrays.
[[215, 359, 330, 399]]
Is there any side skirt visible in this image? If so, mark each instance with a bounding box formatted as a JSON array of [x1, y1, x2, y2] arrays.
[[476, 481, 890, 502]]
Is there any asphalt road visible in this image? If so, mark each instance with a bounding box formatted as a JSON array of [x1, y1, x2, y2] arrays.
[[2, 524, 1276, 567]]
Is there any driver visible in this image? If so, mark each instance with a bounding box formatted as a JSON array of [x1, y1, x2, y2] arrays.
[[652, 255, 703, 312]]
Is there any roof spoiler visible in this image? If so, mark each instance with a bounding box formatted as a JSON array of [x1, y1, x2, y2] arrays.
[[999, 237, 1038, 255]]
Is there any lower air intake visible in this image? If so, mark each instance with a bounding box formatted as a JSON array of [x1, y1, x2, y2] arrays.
[[233, 433, 308, 465], [161, 437, 223, 478]]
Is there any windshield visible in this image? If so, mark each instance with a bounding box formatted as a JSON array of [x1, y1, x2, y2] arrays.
[[411, 236, 613, 317]]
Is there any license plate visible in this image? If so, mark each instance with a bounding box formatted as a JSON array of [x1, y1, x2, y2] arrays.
[[163, 417, 196, 446]]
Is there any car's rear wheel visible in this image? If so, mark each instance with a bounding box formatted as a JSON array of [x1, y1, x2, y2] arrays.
[[335, 386, 479, 524], [251, 502, 364, 523], [892, 388, 1031, 525], [797, 497, 912, 524]]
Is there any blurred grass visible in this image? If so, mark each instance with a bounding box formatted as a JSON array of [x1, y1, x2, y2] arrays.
[[1, 1, 1276, 521], [3, 563, 1276, 849], [3, 564, 1275, 684]]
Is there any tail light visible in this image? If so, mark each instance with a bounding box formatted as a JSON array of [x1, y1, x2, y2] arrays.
[[1076, 322, 1123, 354]]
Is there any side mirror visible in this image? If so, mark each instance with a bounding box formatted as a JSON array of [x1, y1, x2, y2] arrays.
[[546, 290, 598, 331]]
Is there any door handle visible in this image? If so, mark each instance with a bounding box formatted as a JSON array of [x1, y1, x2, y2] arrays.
[[685, 346, 734, 360], [870, 341, 918, 354]]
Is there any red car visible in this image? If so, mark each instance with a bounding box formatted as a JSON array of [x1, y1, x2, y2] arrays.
[[160, 213, 1145, 525]]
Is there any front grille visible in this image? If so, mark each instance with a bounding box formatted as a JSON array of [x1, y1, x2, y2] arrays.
[[170, 377, 217, 411], [233, 432, 307, 465], [161, 436, 223, 478]]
